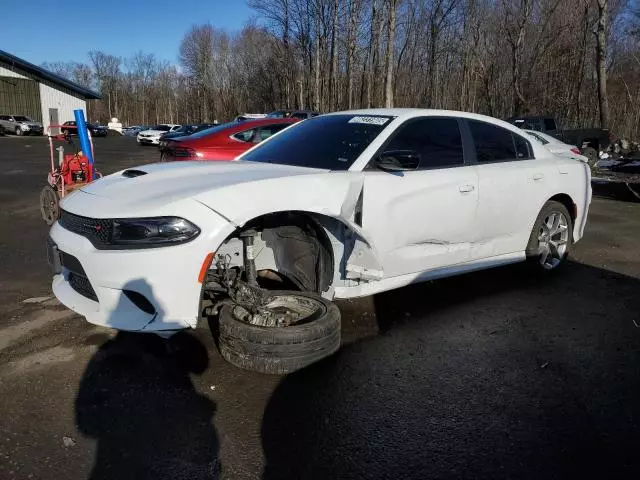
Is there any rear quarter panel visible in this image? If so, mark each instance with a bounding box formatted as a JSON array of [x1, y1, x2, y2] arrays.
[[550, 157, 592, 242]]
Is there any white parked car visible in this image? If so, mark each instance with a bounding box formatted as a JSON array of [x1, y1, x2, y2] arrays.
[[525, 130, 588, 162], [136, 124, 181, 145], [48, 109, 591, 373]]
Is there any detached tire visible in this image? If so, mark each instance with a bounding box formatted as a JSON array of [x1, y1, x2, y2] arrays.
[[218, 291, 341, 374]]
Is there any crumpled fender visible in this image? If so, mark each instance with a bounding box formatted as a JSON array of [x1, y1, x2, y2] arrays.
[[194, 171, 384, 277]]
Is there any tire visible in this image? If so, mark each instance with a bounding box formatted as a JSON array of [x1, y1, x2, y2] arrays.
[[40, 185, 61, 225], [218, 290, 341, 374], [526, 200, 573, 271], [15, 127, 23, 136]]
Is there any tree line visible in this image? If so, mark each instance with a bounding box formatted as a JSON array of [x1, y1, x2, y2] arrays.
[[43, 0, 640, 139]]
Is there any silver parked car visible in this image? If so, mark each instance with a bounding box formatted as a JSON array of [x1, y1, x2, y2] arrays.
[[0, 115, 44, 136]]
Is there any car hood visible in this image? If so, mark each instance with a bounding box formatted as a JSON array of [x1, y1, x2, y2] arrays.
[[62, 161, 327, 218]]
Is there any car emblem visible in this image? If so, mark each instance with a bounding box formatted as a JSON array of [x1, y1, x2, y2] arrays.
[[82, 223, 102, 231]]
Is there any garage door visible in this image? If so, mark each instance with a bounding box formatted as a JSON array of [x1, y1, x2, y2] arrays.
[[0, 76, 42, 122]]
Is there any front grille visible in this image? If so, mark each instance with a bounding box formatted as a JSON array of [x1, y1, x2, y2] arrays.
[[59, 210, 112, 247], [68, 272, 98, 301]]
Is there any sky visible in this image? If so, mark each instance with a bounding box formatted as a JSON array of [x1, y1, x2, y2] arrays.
[[1, 0, 255, 66]]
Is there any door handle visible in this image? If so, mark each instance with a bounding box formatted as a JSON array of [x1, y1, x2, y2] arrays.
[[459, 184, 475, 193], [533, 173, 544, 181]]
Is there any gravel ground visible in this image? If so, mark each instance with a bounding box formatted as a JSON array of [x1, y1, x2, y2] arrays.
[[0, 135, 639, 479]]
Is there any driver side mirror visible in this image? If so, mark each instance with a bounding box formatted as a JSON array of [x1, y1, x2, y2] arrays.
[[375, 150, 420, 172], [9, 118, 14, 122]]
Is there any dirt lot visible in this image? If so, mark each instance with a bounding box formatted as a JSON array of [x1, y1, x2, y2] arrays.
[[1, 135, 639, 479]]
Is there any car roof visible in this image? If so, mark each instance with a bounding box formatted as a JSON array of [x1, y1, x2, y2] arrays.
[[327, 108, 525, 130]]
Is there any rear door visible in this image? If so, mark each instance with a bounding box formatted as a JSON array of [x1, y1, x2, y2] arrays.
[[361, 116, 479, 278], [466, 119, 548, 259]]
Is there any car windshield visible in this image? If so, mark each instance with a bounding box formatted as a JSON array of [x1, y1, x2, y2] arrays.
[[267, 111, 289, 118], [240, 114, 394, 170], [153, 125, 172, 131], [14, 116, 32, 122], [185, 122, 234, 139]]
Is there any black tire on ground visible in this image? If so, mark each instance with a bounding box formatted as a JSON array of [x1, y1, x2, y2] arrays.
[[40, 185, 60, 225], [581, 146, 598, 165], [526, 200, 573, 272], [15, 127, 22, 136], [218, 290, 341, 374]]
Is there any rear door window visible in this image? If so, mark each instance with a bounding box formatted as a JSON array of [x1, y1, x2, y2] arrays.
[[232, 129, 256, 142], [469, 120, 533, 162], [383, 117, 464, 169], [513, 134, 533, 159]]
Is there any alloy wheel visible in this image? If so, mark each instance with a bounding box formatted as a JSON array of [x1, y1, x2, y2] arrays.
[[537, 211, 569, 270]]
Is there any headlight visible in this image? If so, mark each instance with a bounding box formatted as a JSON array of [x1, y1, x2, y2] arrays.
[[112, 217, 200, 247], [21, 124, 30, 130]]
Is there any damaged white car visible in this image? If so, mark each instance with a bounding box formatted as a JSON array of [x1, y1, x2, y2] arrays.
[[48, 109, 591, 373]]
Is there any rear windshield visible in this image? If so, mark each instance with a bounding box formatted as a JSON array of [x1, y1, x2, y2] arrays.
[[186, 122, 234, 139], [240, 114, 394, 170]]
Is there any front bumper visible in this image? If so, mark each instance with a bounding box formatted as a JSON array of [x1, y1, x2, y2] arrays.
[[138, 136, 160, 145], [49, 202, 235, 333]]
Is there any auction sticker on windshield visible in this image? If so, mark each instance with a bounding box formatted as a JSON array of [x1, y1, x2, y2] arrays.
[[348, 116, 391, 125]]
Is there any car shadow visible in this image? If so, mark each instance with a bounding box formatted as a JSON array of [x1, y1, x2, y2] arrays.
[[260, 261, 640, 479], [75, 280, 220, 480]]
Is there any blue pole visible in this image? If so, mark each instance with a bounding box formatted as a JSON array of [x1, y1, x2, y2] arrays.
[[73, 109, 96, 179]]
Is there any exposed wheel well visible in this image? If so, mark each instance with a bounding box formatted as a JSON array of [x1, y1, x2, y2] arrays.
[[548, 194, 576, 225], [223, 211, 337, 294]]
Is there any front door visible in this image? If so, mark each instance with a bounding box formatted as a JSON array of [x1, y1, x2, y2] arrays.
[[360, 117, 478, 278], [49, 108, 59, 135]]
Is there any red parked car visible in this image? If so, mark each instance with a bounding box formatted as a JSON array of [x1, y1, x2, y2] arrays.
[[161, 118, 299, 162]]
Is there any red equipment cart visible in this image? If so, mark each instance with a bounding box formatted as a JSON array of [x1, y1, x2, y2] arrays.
[[40, 125, 101, 225]]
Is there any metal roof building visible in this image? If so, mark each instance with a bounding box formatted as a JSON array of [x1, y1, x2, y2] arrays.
[[0, 50, 101, 134]]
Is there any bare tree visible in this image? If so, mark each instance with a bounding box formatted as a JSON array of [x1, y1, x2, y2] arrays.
[[384, 0, 398, 107]]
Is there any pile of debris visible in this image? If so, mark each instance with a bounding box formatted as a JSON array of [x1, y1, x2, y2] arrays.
[[592, 139, 640, 201]]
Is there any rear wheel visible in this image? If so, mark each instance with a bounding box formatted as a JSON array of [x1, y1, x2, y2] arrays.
[[218, 290, 341, 374], [40, 185, 60, 225], [526, 201, 572, 271]]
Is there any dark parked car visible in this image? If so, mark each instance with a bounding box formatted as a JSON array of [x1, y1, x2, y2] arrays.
[[61, 120, 109, 137], [266, 109, 320, 119], [158, 123, 217, 146], [507, 115, 612, 162]]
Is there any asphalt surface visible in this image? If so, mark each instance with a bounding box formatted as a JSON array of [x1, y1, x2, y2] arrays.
[[0, 135, 639, 479]]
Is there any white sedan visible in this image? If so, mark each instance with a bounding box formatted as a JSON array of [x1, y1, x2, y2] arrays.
[[524, 129, 588, 162], [48, 109, 591, 373], [136, 124, 181, 145]]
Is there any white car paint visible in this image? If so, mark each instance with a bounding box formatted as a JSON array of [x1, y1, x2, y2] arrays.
[[49, 109, 591, 335], [525, 130, 588, 162], [136, 124, 181, 145]]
